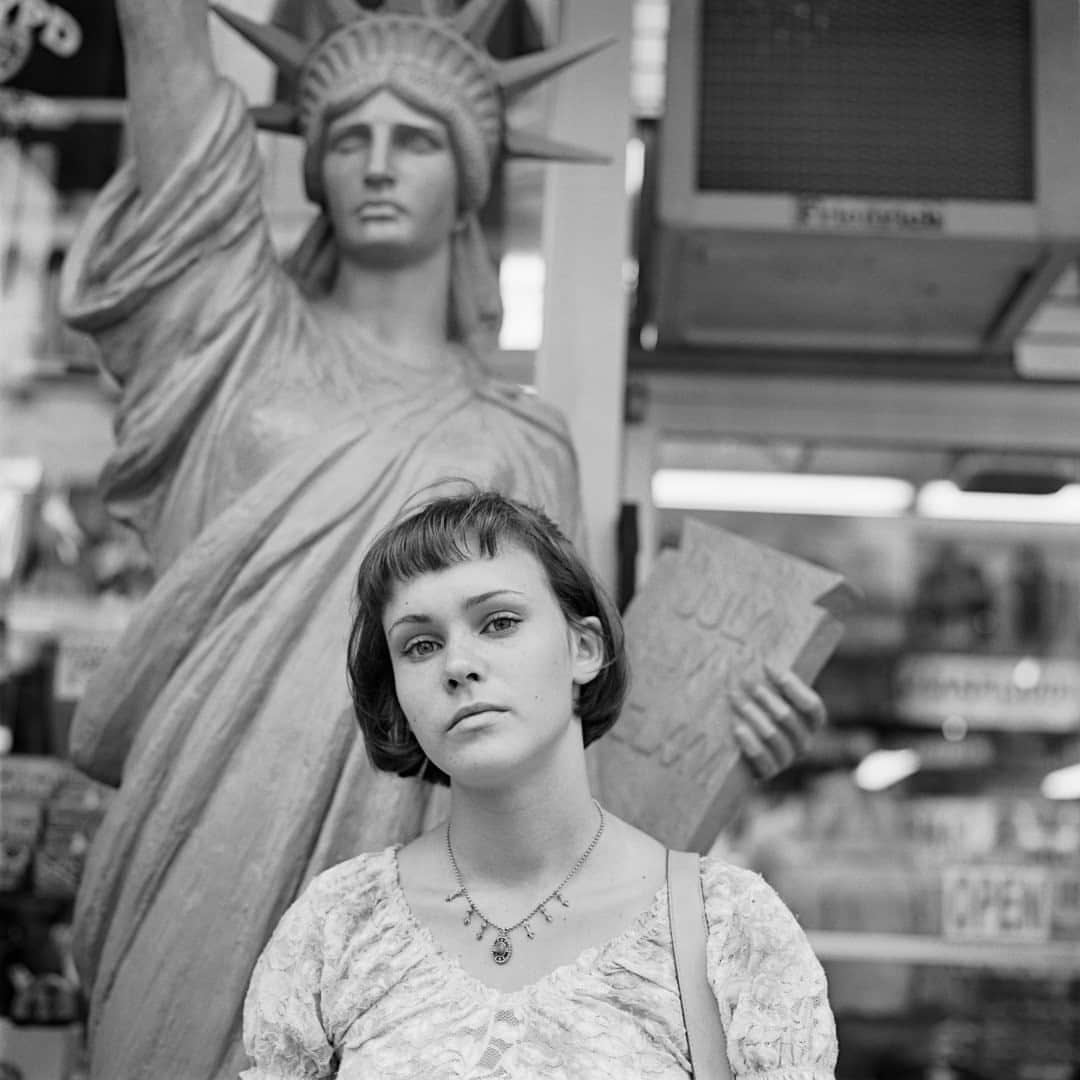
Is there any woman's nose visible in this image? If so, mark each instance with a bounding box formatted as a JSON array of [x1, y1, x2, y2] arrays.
[[442, 641, 483, 690]]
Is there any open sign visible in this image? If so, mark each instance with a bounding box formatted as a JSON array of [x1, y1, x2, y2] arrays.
[[942, 864, 1053, 942]]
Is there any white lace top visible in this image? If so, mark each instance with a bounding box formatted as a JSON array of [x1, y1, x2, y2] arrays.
[[240, 848, 837, 1079]]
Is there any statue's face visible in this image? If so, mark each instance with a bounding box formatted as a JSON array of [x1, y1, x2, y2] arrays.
[[321, 89, 459, 268]]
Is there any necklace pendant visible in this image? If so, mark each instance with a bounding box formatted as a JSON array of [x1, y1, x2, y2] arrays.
[[491, 935, 513, 965]]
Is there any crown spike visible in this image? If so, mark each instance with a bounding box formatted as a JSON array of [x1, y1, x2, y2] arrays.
[[505, 127, 610, 164], [310, 0, 364, 33], [452, 0, 511, 44], [497, 36, 615, 101], [250, 103, 302, 135], [211, 5, 308, 78]]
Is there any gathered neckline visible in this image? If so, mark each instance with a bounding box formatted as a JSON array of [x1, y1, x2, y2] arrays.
[[383, 844, 670, 1004]]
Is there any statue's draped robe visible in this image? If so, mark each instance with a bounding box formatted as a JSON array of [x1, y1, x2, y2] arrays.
[[60, 83, 584, 1080]]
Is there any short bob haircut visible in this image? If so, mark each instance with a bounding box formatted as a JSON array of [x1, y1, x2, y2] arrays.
[[347, 488, 629, 786]]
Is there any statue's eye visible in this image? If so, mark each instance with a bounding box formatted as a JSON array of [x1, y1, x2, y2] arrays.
[[331, 130, 369, 154], [399, 127, 441, 152]]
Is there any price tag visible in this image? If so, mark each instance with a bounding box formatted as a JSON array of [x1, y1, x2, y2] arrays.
[[942, 864, 1052, 942]]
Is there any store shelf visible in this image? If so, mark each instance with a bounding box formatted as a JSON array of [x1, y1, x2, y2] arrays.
[[808, 930, 1080, 973]]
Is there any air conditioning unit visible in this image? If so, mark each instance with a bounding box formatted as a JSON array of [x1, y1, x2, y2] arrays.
[[650, 0, 1080, 360]]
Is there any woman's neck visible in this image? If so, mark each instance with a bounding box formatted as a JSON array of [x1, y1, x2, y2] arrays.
[[445, 751, 600, 890], [329, 246, 452, 358]]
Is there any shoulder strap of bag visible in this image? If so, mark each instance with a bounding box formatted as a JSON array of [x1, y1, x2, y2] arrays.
[[666, 849, 733, 1080]]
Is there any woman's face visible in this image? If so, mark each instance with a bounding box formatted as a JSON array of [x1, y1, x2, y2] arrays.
[[381, 543, 603, 789], [320, 88, 459, 268]]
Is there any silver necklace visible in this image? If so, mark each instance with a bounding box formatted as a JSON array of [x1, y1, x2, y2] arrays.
[[444, 800, 606, 966]]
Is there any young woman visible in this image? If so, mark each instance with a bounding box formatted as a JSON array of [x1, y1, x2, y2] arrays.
[[241, 490, 838, 1078]]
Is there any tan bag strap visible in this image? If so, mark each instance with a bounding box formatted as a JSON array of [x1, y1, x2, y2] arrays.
[[666, 850, 732, 1080]]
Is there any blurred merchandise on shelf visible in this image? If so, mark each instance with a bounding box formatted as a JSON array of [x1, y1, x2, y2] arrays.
[[1, 139, 110, 386], [1011, 544, 1054, 654], [908, 541, 996, 652], [0, 1020, 84, 1080], [0, 443, 134, 1074], [7, 965, 79, 1026], [0, 755, 111, 903], [2, 471, 146, 760], [908, 526, 1080, 659], [34, 767, 109, 902], [1, 458, 44, 604], [1, 628, 57, 756]]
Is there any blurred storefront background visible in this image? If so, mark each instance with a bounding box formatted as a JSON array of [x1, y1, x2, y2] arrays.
[[5, 2, 1080, 1078]]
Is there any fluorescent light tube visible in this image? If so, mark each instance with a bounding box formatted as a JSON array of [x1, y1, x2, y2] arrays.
[[854, 749, 921, 792], [917, 480, 1080, 524], [1042, 762, 1080, 800], [651, 469, 915, 517]]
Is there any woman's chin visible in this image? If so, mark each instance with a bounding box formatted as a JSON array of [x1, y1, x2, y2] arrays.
[[441, 748, 540, 791]]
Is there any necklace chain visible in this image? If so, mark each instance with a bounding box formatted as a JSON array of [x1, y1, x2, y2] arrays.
[[444, 799, 605, 965]]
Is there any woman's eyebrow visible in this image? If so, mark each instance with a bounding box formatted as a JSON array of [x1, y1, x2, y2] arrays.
[[464, 589, 524, 608], [386, 590, 524, 633]]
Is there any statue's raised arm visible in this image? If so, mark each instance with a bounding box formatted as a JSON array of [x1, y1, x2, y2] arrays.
[[114, 0, 218, 196]]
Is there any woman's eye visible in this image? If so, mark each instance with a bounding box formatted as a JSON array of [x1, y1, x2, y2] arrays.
[[403, 638, 439, 659], [484, 614, 520, 635]]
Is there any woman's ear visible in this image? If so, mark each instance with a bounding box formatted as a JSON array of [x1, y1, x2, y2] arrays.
[[570, 616, 605, 687]]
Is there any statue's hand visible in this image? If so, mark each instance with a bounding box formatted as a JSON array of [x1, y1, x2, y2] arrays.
[[730, 663, 826, 781]]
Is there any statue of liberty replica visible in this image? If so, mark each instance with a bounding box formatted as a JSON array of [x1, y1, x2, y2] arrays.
[[61, 2, 608, 1075]]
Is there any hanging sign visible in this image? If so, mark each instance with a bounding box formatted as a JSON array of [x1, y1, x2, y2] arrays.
[[895, 654, 1080, 731], [0, 1, 82, 84]]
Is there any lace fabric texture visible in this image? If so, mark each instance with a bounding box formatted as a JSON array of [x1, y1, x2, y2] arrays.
[[241, 848, 837, 1079]]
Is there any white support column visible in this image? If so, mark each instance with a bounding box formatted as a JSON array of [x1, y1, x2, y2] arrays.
[[535, 0, 635, 590], [622, 416, 662, 590]]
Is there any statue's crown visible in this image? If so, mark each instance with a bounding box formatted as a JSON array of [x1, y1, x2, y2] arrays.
[[212, 0, 612, 168]]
